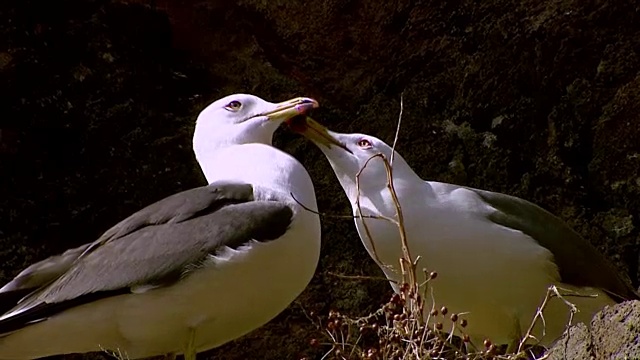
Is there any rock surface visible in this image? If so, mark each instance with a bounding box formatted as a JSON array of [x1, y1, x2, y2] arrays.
[[548, 300, 640, 360], [1, 0, 639, 359]]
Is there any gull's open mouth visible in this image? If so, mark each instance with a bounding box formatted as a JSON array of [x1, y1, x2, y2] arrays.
[[285, 115, 309, 133]]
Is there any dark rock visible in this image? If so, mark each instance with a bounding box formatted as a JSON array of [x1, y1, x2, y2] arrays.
[[1, 0, 639, 359], [548, 300, 640, 360]]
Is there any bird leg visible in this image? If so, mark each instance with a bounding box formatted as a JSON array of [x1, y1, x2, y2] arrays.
[[183, 327, 197, 360]]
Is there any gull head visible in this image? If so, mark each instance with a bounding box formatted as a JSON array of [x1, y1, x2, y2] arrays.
[[193, 93, 318, 160], [287, 117, 416, 202]]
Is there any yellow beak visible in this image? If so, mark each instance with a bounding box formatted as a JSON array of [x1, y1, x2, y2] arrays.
[[260, 97, 319, 122], [287, 116, 352, 153]]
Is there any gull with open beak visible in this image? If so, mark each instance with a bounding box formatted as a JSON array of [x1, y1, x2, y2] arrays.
[[289, 116, 639, 349], [0, 94, 322, 360]]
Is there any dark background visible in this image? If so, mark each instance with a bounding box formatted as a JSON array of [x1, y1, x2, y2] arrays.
[[1, 0, 639, 359]]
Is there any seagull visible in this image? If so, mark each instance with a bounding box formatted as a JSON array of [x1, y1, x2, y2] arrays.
[[288, 116, 639, 349], [0, 94, 322, 360]]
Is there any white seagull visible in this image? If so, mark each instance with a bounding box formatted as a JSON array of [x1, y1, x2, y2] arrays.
[[0, 94, 322, 360], [289, 116, 639, 349]]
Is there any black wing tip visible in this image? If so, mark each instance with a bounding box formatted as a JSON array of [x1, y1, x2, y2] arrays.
[[0, 289, 129, 335], [0, 288, 35, 315]]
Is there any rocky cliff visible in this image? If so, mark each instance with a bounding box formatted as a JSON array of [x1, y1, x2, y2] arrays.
[[1, 0, 639, 359]]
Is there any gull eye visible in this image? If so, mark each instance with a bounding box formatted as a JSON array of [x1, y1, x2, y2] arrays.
[[357, 138, 372, 149], [224, 100, 242, 112]]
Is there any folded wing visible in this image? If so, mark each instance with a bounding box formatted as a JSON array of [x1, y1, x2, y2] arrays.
[[468, 186, 639, 301], [0, 181, 294, 334]]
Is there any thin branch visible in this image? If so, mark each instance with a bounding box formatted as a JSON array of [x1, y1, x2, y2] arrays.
[[516, 285, 579, 354], [380, 153, 418, 289], [354, 153, 398, 272], [354, 96, 421, 317], [296, 302, 323, 331], [289, 192, 392, 221], [327, 272, 398, 284], [390, 92, 404, 167]]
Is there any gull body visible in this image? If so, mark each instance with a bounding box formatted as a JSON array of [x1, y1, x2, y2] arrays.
[[292, 117, 639, 348], [0, 94, 321, 359]]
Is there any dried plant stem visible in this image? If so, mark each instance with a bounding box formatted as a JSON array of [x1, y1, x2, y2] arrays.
[[290, 192, 392, 222], [354, 155, 398, 272], [354, 153, 417, 284], [390, 93, 404, 167], [327, 272, 398, 284], [381, 154, 417, 289], [516, 285, 579, 354]]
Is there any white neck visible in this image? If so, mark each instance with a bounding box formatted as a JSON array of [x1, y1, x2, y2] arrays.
[[195, 143, 317, 209]]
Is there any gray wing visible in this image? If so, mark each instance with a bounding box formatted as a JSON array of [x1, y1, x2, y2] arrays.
[[0, 243, 92, 316], [0, 243, 91, 294], [0, 181, 294, 333], [0, 181, 253, 298], [465, 185, 639, 301]]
